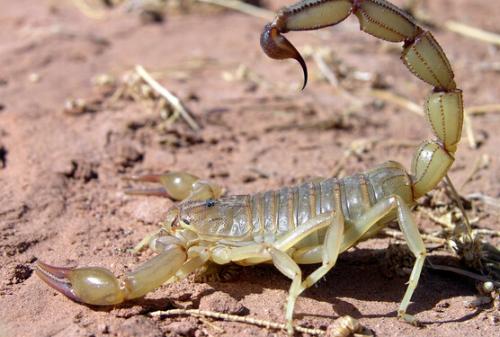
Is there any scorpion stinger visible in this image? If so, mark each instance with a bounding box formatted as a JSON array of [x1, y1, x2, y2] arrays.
[[261, 23, 308, 90]]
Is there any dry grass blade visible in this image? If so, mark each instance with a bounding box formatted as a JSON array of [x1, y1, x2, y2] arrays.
[[135, 65, 200, 131], [443, 21, 500, 46], [312, 49, 364, 111], [466, 193, 500, 210], [71, 0, 106, 19], [466, 104, 500, 116], [427, 263, 500, 287], [196, 0, 274, 20], [150, 308, 326, 335], [460, 154, 490, 189], [444, 175, 472, 239], [463, 111, 477, 149], [312, 51, 339, 87], [369, 89, 423, 116], [405, 0, 500, 46], [368, 90, 486, 149]]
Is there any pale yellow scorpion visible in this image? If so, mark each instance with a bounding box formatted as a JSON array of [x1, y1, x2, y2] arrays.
[[37, 0, 464, 334]]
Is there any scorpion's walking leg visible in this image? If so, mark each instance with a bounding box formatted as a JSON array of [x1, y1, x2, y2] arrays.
[[284, 211, 345, 335], [124, 171, 223, 201], [342, 195, 426, 325], [211, 212, 340, 334], [148, 236, 210, 283]]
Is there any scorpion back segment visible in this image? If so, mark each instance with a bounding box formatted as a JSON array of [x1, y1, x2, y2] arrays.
[[36, 0, 464, 335]]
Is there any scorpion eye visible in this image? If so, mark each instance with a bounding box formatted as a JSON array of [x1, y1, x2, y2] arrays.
[[181, 217, 190, 225], [206, 199, 216, 208]]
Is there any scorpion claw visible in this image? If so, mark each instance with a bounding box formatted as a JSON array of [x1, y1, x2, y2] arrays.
[[123, 174, 170, 198], [260, 23, 308, 90], [35, 260, 126, 305], [124, 172, 223, 201], [35, 260, 81, 302]]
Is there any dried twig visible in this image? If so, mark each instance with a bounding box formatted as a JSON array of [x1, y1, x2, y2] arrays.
[[135, 65, 200, 131], [150, 308, 326, 335], [445, 175, 472, 240], [460, 154, 490, 189], [462, 111, 477, 149], [426, 263, 500, 287], [368, 90, 492, 149], [369, 89, 423, 116], [381, 228, 446, 245], [466, 104, 500, 116], [405, 0, 500, 46], [466, 193, 500, 210], [312, 51, 339, 88], [71, 0, 106, 19], [195, 0, 274, 20], [443, 21, 500, 46]]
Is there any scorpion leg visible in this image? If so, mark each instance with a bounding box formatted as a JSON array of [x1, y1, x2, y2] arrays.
[[148, 235, 231, 283], [211, 212, 336, 335], [294, 210, 344, 293], [36, 242, 187, 305], [341, 194, 426, 325], [124, 171, 223, 201], [215, 244, 303, 335]]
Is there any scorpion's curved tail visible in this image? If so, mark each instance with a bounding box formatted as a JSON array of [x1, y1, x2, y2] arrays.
[[260, 0, 463, 199]]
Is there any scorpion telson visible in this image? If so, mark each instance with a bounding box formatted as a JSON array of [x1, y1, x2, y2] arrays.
[[37, 0, 464, 335]]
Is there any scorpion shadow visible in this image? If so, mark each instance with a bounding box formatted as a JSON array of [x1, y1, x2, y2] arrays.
[[99, 247, 482, 325], [202, 248, 482, 325]]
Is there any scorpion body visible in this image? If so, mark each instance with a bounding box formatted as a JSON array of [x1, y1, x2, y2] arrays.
[[36, 0, 464, 334], [177, 161, 412, 252]]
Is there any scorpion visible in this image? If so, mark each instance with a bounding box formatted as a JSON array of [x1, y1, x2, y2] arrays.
[[36, 0, 464, 334]]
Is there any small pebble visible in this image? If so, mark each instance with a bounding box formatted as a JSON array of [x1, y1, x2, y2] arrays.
[[199, 291, 247, 315], [97, 323, 108, 334], [165, 321, 197, 337]]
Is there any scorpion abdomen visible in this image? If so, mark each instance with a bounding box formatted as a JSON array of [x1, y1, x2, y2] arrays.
[[180, 161, 413, 247]]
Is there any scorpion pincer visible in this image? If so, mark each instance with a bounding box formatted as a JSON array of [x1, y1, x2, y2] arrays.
[[37, 0, 464, 334]]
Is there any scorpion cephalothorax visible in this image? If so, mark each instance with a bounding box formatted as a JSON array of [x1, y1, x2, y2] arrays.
[[37, 0, 465, 335]]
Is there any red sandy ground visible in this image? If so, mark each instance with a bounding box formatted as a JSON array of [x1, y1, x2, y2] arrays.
[[0, 1, 499, 336]]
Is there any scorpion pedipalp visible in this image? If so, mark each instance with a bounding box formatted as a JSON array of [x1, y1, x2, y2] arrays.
[[36, 242, 187, 306], [123, 171, 223, 201]]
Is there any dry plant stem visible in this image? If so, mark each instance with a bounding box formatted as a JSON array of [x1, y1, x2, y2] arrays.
[[196, 0, 274, 21], [418, 208, 455, 229], [466, 104, 500, 116], [462, 112, 476, 149], [443, 21, 500, 47], [135, 65, 201, 131], [369, 89, 422, 116], [150, 309, 326, 335], [444, 175, 472, 240], [312, 51, 363, 110], [466, 193, 500, 210], [406, 0, 500, 46], [381, 228, 446, 245], [312, 51, 339, 87], [460, 154, 489, 190], [71, 0, 106, 19], [426, 263, 500, 287]]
